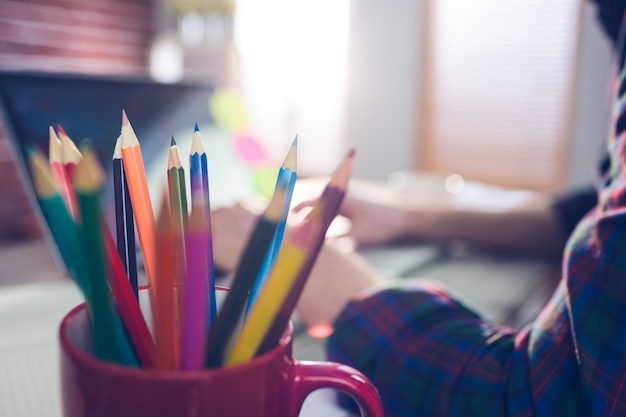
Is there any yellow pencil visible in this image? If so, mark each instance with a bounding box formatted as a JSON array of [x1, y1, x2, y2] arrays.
[[120, 110, 157, 289], [225, 215, 320, 366]]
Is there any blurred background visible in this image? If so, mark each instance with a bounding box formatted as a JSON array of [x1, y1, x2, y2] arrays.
[[0, 0, 612, 241]]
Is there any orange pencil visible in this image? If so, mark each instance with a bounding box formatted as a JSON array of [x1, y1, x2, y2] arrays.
[[48, 126, 78, 219], [120, 110, 157, 289], [154, 194, 180, 370]]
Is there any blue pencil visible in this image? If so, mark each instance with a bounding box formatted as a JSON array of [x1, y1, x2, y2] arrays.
[[246, 135, 298, 313], [190, 123, 217, 325]]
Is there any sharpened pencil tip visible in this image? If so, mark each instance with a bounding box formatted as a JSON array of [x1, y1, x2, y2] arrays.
[[194, 122, 199, 132], [113, 136, 122, 159], [56, 124, 67, 136], [122, 109, 129, 126], [328, 149, 355, 190], [170, 135, 176, 146], [292, 134, 298, 147]]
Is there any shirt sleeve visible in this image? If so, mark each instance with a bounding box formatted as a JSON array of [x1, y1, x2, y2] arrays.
[[326, 279, 523, 417]]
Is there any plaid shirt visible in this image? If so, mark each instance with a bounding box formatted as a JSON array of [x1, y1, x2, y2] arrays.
[[328, 3, 626, 416]]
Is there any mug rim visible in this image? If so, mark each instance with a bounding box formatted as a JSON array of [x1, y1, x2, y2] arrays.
[[59, 288, 294, 380]]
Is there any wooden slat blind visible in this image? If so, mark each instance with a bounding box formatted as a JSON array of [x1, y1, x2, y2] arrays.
[[420, 0, 583, 190], [0, 0, 154, 76]]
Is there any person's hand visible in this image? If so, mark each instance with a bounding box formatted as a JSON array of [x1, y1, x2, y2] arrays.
[[294, 179, 410, 248], [295, 237, 384, 325]]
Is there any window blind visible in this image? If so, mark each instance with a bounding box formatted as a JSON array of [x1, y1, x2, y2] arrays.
[[0, 0, 153, 76], [419, 0, 583, 190]]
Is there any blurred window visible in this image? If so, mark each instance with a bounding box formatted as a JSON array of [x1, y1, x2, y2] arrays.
[[420, 0, 582, 190]]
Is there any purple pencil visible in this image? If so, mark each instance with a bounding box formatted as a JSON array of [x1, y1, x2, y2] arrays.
[[181, 200, 210, 370]]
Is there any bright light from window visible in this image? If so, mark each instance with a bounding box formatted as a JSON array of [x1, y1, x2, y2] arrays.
[[149, 33, 184, 83], [234, 0, 351, 174], [445, 174, 465, 194]]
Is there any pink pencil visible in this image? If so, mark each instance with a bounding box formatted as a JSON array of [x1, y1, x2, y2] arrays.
[[181, 200, 210, 370]]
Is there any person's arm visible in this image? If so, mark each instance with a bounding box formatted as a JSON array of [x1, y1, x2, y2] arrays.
[[318, 179, 597, 258]]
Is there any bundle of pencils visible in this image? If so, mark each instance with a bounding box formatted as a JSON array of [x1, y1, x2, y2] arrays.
[[27, 113, 354, 371]]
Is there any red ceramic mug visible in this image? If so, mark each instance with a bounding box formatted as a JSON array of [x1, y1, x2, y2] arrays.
[[59, 288, 384, 417]]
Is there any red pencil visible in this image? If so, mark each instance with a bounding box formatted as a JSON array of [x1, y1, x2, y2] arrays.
[[102, 225, 155, 368], [48, 126, 78, 219], [57, 124, 82, 180]]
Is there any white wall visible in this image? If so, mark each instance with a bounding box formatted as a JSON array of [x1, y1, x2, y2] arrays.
[[568, 2, 613, 188], [345, 1, 613, 188], [344, 0, 424, 181]]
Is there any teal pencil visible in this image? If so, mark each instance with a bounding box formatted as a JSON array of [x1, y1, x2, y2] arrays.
[[28, 146, 88, 294], [73, 141, 138, 366]]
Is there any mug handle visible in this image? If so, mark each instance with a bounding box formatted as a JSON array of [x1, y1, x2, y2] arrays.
[[290, 360, 384, 417]]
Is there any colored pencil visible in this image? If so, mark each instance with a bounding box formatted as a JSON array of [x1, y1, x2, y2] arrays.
[[204, 187, 288, 367], [112, 136, 138, 299], [102, 224, 155, 368], [167, 136, 188, 290], [258, 149, 355, 354], [28, 146, 87, 292], [36, 143, 154, 366], [57, 124, 82, 179], [154, 193, 180, 370], [189, 124, 217, 325], [72, 141, 137, 366], [120, 110, 157, 291], [48, 126, 78, 219], [225, 214, 320, 366], [247, 135, 298, 312], [181, 199, 210, 370]]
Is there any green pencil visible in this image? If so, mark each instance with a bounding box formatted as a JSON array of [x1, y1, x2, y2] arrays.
[[73, 141, 137, 366]]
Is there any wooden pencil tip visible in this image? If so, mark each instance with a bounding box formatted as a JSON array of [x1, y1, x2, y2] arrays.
[[281, 140, 297, 171], [112, 135, 122, 159], [49, 128, 63, 163], [194, 122, 199, 132], [28, 146, 58, 198], [73, 140, 105, 190], [190, 129, 205, 155], [122, 109, 129, 126], [56, 124, 67, 136], [292, 134, 298, 147], [329, 149, 355, 190]]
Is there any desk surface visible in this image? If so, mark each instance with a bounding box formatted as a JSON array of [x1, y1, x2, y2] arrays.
[[0, 232, 559, 417]]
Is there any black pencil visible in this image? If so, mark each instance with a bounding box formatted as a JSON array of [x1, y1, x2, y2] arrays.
[[113, 136, 138, 299], [204, 187, 288, 367]]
